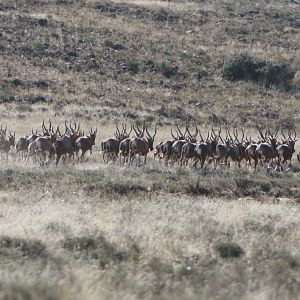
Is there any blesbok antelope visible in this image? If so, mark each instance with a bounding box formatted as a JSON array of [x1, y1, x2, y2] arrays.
[[51, 122, 80, 165], [16, 136, 28, 160], [26, 130, 39, 146], [102, 124, 132, 163], [212, 128, 230, 168], [225, 130, 247, 168], [153, 141, 164, 160], [118, 124, 134, 165], [171, 125, 189, 163], [245, 134, 259, 168], [179, 125, 199, 166], [161, 126, 186, 165], [30, 132, 57, 164], [192, 130, 216, 169], [75, 128, 97, 161], [119, 138, 132, 165], [129, 125, 157, 166], [255, 130, 278, 170], [193, 143, 209, 169], [26, 142, 37, 162], [276, 130, 297, 171], [0, 131, 15, 160]]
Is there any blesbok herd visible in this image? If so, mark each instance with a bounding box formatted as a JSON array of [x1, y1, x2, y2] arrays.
[[0, 120, 299, 171]]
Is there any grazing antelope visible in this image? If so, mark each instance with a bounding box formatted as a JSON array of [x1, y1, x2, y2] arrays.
[[75, 128, 97, 162], [129, 125, 157, 166]]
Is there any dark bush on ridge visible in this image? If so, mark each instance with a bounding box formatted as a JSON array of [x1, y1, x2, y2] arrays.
[[222, 53, 295, 89]]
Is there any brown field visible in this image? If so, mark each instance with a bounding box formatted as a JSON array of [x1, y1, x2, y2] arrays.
[[0, 0, 300, 299]]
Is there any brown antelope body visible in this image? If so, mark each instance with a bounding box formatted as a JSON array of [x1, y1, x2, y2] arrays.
[[75, 128, 97, 161], [129, 125, 157, 166], [102, 124, 132, 163], [276, 130, 297, 171]]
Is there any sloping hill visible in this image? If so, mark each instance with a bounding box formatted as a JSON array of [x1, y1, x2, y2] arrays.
[[0, 0, 299, 129]]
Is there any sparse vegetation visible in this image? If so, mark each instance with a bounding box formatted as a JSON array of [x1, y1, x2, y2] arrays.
[[1, 160, 300, 299]]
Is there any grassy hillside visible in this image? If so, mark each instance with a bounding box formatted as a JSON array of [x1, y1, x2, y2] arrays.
[[0, 0, 299, 129]]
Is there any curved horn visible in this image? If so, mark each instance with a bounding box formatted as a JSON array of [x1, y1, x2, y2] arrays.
[[128, 124, 133, 136], [48, 118, 52, 131], [153, 124, 157, 139], [199, 131, 204, 142], [171, 127, 176, 139]]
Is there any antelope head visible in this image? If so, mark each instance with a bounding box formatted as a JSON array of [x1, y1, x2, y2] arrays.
[[8, 131, 15, 146], [287, 129, 297, 153], [89, 127, 97, 145]]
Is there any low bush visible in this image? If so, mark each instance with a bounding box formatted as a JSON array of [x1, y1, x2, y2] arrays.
[[222, 53, 295, 89], [0, 236, 47, 259]]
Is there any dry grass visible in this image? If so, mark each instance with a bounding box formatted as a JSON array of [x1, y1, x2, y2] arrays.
[[0, 154, 299, 299], [1, 167, 300, 299]]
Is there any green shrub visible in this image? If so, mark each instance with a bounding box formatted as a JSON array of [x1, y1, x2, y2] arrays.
[[3, 77, 24, 87], [222, 53, 295, 88], [211, 242, 245, 258], [154, 61, 178, 78], [126, 59, 139, 74], [61, 234, 141, 268], [0, 236, 47, 259]]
